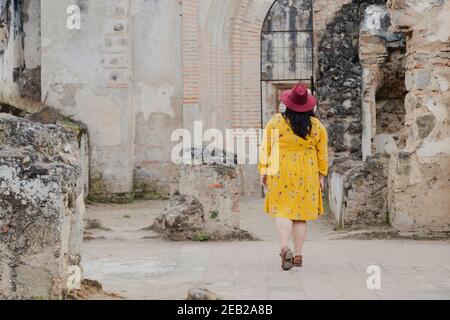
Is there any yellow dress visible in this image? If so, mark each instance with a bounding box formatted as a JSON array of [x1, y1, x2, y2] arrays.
[[258, 113, 329, 221]]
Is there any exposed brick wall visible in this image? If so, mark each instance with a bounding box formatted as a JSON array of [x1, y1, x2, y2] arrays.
[[181, 0, 273, 131], [199, 2, 234, 131], [182, 0, 200, 107], [230, 1, 273, 130]]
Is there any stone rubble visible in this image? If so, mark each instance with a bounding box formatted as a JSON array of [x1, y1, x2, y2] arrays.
[[153, 194, 206, 241], [153, 148, 251, 241], [329, 156, 389, 229], [186, 288, 222, 301]]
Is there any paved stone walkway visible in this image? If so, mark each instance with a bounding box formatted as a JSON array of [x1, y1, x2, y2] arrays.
[[82, 199, 450, 300]]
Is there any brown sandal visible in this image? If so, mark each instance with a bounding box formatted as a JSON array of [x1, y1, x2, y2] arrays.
[[293, 255, 303, 267], [280, 247, 294, 271]]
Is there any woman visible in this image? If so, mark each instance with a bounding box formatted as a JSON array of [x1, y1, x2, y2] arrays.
[[258, 83, 329, 271]]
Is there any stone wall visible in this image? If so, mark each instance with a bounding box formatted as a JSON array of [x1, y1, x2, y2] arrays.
[[386, 0, 450, 232], [317, 0, 387, 159], [328, 0, 450, 233], [359, 4, 407, 160], [319, 0, 402, 229], [0, 114, 84, 299]]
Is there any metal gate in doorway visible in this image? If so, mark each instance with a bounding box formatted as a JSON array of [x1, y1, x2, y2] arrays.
[[261, 0, 314, 89]]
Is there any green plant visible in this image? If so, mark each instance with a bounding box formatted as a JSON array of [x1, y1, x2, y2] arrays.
[[209, 210, 219, 219], [195, 232, 210, 242], [62, 114, 76, 122], [31, 296, 47, 300]]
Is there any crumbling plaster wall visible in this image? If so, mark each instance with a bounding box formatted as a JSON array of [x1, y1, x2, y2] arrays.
[[131, 0, 182, 200], [40, 0, 183, 202], [328, 0, 450, 232], [359, 4, 407, 160], [386, 0, 450, 232], [41, 0, 135, 202], [0, 0, 41, 105]]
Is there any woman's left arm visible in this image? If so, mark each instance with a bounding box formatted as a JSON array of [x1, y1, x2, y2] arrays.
[[316, 123, 329, 178]]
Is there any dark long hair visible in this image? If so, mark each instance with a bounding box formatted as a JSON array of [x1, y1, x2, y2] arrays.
[[282, 108, 316, 140]]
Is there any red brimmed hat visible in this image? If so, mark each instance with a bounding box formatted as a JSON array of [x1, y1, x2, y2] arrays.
[[281, 83, 317, 113]]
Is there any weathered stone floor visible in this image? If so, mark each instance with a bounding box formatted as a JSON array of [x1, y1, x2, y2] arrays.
[[82, 199, 450, 300]]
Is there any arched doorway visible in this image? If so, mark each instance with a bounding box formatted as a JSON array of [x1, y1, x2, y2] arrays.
[[261, 0, 314, 125]]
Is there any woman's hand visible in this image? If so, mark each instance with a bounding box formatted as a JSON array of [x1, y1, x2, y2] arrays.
[[320, 175, 326, 190], [260, 175, 268, 187]]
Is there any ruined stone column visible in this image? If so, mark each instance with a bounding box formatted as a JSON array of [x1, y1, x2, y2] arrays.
[[0, 114, 84, 299]]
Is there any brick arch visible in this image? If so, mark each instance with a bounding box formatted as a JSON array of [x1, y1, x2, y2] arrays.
[[229, 0, 274, 129], [181, 0, 274, 131]]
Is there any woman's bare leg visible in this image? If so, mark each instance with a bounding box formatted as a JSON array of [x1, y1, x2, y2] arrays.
[[275, 218, 293, 250], [292, 221, 307, 256]]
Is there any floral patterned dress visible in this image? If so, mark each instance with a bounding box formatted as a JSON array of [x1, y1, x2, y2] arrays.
[[258, 113, 329, 221]]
